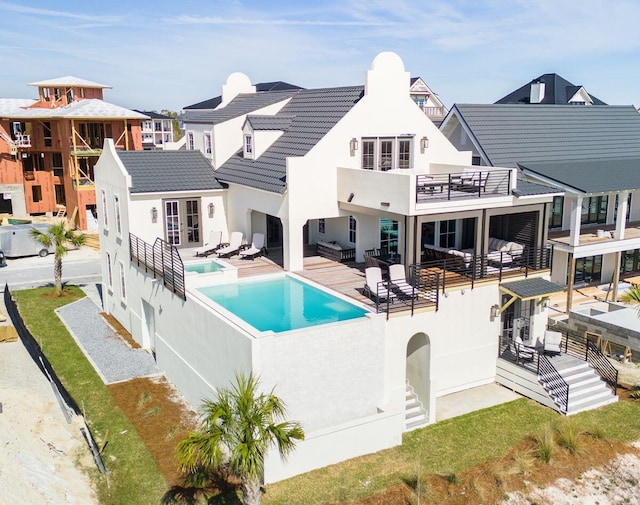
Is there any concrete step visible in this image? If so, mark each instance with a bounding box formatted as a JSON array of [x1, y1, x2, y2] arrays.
[[569, 387, 615, 408], [567, 394, 618, 415]]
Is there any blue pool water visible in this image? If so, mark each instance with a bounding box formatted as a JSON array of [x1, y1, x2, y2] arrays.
[[185, 261, 224, 274], [197, 276, 367, 332]]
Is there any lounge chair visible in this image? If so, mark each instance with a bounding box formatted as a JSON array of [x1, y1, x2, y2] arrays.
[[543, 330, 563, 356], [239, 233, 266, 260], [216, 231, 244, 258], [193, 230, 223, 257], [364, 266, 396, 303], [388, 264, 417, 299], [514, 335, 536, 363]]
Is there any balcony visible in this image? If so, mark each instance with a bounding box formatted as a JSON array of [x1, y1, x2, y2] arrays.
[[14, 134, 31, 147], [548, 221, 640, 254], [420, 106, 447, 119], [337, 166, 514, 215]]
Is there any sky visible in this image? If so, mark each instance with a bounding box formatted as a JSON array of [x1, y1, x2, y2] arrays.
[[1, 0, 639, 112]]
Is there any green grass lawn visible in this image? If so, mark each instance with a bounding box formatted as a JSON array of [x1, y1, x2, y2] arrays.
[[13, 287, 167, 505], [14, 286, 640, 505]]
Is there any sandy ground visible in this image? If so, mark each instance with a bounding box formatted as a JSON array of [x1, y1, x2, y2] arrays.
[[505, 441, 640, 505], [0, 332, 98, 503]]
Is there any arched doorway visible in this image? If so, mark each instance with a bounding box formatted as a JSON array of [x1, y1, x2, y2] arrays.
[[406, 332, 431, 426]]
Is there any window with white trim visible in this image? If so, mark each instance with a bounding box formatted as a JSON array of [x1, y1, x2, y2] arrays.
[[114, 195, 122, 236], [101, 189, 108, 228], [244, 135, 253, 156], [349, 216, 356, 244], [318, 218, 325, 234], [203, 132, 212, 155], [106, 251, 113, 289], [360, 136, 413, 171], [186, 131, 194, 150], [119, 260, 126, 301]]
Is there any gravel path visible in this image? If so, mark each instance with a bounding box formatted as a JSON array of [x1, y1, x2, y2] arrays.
[[56, 297, 158, 384]]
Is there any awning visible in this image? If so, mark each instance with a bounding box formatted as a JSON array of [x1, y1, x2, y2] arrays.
[[499, 278, 565, 313]]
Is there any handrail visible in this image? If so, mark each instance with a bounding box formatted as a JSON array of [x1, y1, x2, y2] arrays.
[[586, 341, 618, 394], [416, 169, 511, 202], [369, 267, 439, 316], [537, 353, 569, 414], [129, 233, 186, 300]]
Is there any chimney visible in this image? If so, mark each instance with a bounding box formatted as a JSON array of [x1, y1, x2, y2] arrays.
[[530, 80, 545, 104]]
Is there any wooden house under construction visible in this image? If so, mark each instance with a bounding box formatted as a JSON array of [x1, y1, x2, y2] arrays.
[[0, 76, 146, 229]]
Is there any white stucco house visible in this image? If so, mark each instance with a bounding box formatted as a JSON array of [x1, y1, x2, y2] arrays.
[[95, 53, 617, 483]]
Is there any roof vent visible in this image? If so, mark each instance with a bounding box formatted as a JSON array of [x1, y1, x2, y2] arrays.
[[530, 81, 545, 104]]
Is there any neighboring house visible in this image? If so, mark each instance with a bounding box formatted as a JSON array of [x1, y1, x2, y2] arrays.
[[495, 73, 606, 105], [183, 81, 305, 111], [410, 76, 448, 125], [134, 110, 175, 149], [0, 76, 146, 229], [97, 53, 615, 483], [440, 104, 640, 308]]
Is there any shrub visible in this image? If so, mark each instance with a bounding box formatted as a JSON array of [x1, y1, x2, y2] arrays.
[[533, 423, 555, 463]]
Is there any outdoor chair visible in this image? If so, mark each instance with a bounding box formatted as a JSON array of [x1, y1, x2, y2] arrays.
[[216, 231, 244, 258], [543, 330, 563, 356], [193, 230, 223, 257], [388, 263, 417, 299], [239, 233, 266, 260], [514, 334, 536, 364], [364, 266, 396, 303]]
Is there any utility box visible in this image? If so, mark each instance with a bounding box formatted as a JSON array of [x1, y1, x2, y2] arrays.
[[0, 223, 54, 258]]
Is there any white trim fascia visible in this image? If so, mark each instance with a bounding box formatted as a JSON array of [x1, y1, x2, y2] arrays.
[[440, 107, 492, 166]]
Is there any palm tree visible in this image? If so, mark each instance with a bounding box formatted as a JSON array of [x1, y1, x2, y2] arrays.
[[29, 221, 86, 296], [620, 283, 640, 314], [175, 372, 304, 505]]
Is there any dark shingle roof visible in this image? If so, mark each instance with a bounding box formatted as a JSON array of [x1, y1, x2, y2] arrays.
[[133, 110, 173, 120], [501, 278, 565, 299], [495, 73, 606, 105], [451, 104, 640, 167], [117, 150, 224, 193], [246, 114, 295, 131], [518, 158, 640, 194], [214, 86, 364, 194], [182, 90, 298, 125], [183, 81, 304, 110]]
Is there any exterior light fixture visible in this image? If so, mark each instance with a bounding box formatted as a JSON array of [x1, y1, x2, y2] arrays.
[[490, 304, 500, 320], [347, 192, 354, 203], [420, 136, 429, 153], [380, 201, 390, 207], [151, 207, 158, 223], [349, 138, 358, 156], [208, 203, 215, 218]]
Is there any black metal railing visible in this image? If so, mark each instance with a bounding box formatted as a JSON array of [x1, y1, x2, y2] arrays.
[[368, 270, 440, 317], [545, 326, 619, 395], [586, 341, 618, 395], [129, 233, 186, 300], [416, 169, 511, 203], [415, 246, 552, 293], [537, 353, 570, 414]]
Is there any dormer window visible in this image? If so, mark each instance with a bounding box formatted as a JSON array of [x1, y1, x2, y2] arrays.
[[186, 131, 194, 150], [244, 134, 253, 157], [203, 132, 212, 155]]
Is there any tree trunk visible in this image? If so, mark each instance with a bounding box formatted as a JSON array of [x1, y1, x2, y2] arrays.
[[54, 257, 63, 295], [241, 477, 262, 505]]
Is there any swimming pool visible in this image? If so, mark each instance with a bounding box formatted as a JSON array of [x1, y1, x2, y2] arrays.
[[184, 260, 224, 274], [197, 276, 368, 333]]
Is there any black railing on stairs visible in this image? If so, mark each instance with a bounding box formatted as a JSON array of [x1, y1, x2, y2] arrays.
[[537, 353, 569, 414], [129, 233, 186, 300], [586, 341, 618, 395]]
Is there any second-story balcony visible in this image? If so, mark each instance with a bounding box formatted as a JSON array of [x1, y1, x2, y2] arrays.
[[337, 166, 514, 215], [14, 134, 31, 148], [420, 106, 447, 119], [548, 221, 640, 254]]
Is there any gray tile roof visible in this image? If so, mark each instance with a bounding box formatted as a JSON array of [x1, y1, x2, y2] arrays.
[[495, 73, 606, 105], [182, 90, 298, 125], [183, 81, 303, 110], [116, 150, 224, 194], [246, 114, 295, 130], [512, 177, 561, 197], [519, 158, 640, 194], [134, 110, 173, 120], [214, 86, 364, 194], [451, 104, 640, 168], [501, 278, 564, 299]]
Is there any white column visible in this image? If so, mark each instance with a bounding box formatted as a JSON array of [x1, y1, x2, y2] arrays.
[[569, 196, 583, 247], [282, 218, 306, 271], [615, 191, 629, 240]]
